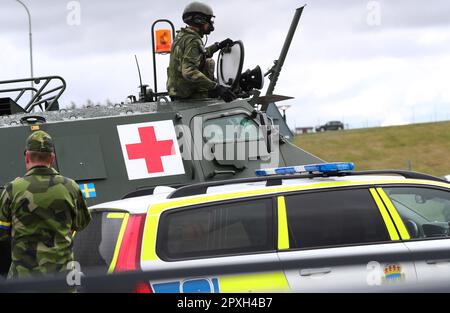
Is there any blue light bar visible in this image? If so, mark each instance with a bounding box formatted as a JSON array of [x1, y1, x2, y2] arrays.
[[275, 167, 296, 175], [255, 162, 355, 176], [304, 162, 355, 173]]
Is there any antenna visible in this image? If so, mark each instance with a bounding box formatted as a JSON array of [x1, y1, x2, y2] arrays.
[[134, 55, 151, 102], [135, 55, 143, 88]]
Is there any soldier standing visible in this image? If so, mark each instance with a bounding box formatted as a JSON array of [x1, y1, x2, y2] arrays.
[[167, 1, 236, 102], [0, 130, 91, 279]]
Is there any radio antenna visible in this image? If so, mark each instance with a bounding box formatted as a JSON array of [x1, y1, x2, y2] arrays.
[[135, 55, 143, 87], [134, 55, 151, 102]]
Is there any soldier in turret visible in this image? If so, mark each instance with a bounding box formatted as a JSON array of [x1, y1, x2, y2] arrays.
[[167, 1, 236, 102]]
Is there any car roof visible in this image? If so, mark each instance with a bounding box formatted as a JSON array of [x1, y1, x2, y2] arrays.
[[91, 174, 442, 214], [90, 192, 171, 214], [204, 175, 404, 193]]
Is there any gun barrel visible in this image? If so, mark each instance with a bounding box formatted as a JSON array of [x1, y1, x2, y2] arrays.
[[266, 6, 305, 96]]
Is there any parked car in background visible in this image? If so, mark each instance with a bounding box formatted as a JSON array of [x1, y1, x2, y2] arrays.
[[315, 121, 344, 132]]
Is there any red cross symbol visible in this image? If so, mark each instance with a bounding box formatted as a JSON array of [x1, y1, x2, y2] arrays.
[[125, 126, 175, 174]]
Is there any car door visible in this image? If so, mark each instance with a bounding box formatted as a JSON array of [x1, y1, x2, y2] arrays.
[[277, 187, 417, 292], [380, 186, 450, 286], [141, 197, 290, 293]]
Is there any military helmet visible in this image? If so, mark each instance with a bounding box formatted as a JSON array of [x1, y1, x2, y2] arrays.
[[25, 130, 55, 153], [182, 2, 215, 26]]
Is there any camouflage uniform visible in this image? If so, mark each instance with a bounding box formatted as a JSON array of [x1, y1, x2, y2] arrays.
[[167, 27, 220, 100], [0, 131, 91, 279]]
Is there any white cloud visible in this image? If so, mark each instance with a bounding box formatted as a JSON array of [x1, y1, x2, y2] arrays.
[[380, 115, 409, 127]]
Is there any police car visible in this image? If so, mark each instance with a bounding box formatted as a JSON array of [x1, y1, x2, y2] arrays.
[[74, 162, 450, 292]]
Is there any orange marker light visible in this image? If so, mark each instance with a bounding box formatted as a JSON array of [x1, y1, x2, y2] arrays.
[[155, 29, 172, 54]]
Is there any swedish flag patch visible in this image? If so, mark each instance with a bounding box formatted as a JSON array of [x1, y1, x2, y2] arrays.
[[79, 183, 97, 199]]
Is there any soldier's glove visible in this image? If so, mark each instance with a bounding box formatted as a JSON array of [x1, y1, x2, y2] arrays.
[[213, 84, 237, 103], [216, 38, 234, 50]]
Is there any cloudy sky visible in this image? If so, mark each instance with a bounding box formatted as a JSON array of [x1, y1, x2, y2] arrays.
[[1, 0, 450, 129]]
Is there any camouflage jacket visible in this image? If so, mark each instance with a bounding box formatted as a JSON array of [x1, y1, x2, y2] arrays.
[[0, 166, 91, 279], [167, 27, 219, 99]]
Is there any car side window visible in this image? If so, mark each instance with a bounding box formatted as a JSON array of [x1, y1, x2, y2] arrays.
[[73, 211, 126, 273], [158, 198, 274, 260], [284, 189, 391, 249], [383, 187, 450, 239]]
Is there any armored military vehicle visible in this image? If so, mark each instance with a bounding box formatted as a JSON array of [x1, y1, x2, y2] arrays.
[[0, 6, 321, 206]]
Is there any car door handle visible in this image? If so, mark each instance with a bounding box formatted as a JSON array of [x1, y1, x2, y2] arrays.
[[300, 268, 332, 276], [426, 259, 450, 265]]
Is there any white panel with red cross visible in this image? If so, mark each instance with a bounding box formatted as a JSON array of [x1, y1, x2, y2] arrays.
[[117, 120, 185, 180]]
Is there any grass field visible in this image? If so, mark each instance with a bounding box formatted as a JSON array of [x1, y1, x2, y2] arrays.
[[293, 121, 450, 178]]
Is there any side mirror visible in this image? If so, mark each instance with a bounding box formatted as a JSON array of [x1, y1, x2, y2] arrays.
[[415, 194, 426, 204], [423, 222, 449, 238]]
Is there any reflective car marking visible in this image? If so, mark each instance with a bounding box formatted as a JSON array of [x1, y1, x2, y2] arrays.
[[277, 196, 289, 250], [108, 213, 129, 273], [150, 273, 290, 293], [141, 213, 160, 262], [150, 274, 289, 293], [107, 213, 127, 219], [376, 188, 411, 240], [370, 188, 400, 241], [218, 272, 290, 292], [152, 278, 220, 293]]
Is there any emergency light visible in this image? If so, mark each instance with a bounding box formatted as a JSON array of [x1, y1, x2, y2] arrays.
[[255, 162, 355, 176], [155, 29, 172, 54]]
